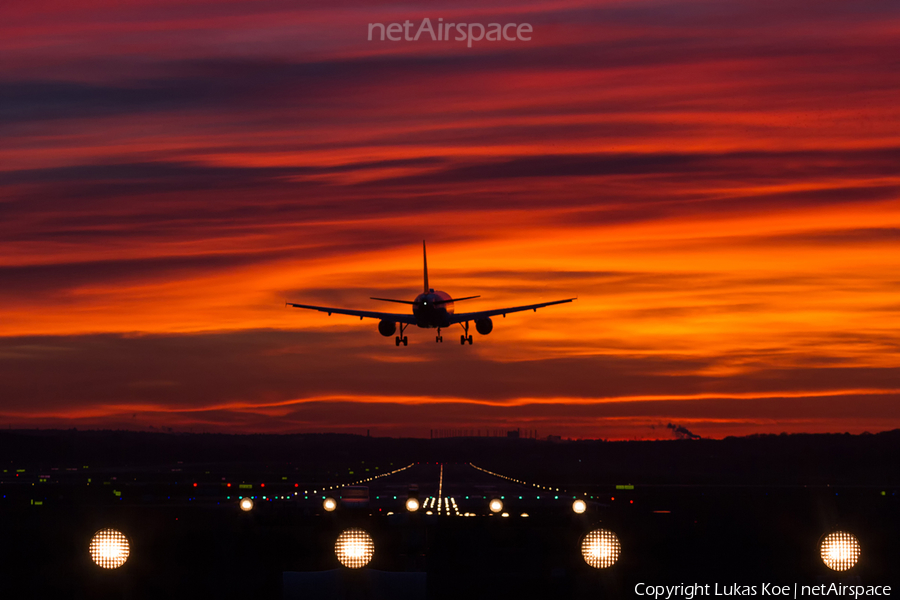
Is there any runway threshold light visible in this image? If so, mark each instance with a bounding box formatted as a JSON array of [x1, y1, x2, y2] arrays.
[[581, 529, 621, 568], [820, 531, 861, 571], [323, 497, 337, 512], [89, 528, 130, 569], [406, 498, 420, 512], [572, 499, 587, 514], [239, 497, 254, 512], [489, 499, 503, 513], [335, 528, 374, 568]]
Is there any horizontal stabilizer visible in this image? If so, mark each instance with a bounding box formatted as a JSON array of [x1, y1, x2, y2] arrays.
[[370, 297, 416, 305], [433, 295, 480, 305]]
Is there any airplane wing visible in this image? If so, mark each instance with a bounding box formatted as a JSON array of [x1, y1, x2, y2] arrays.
[[448, 298, 576, 324], [286, 302, 418, 324]]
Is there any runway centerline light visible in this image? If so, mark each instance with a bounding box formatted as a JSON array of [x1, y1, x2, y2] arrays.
[[573, 499, 587, 514], [89, 528, 130, 569], [239, 497, 254, 511], [489, 499, 503, 513], [335, 528, 374, 568], [820, 531, 860, 571], [406, 498, 420, 512], [323, 497, 337, 512], [581, 529, 621, 569]]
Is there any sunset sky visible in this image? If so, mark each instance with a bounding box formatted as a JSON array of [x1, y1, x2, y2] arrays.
[[1, 0, 899, 439]]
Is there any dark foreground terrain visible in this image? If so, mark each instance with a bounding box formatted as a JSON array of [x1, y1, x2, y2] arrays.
[[1, 430, 897, 599]]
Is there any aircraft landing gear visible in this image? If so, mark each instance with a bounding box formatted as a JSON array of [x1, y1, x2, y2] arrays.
[[395, 323, 409, 346], [459, 322, 473, 345], [436, 328, 443, 343]]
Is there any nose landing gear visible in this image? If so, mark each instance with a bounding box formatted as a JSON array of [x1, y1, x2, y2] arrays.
[[436, 328, 443, 343]]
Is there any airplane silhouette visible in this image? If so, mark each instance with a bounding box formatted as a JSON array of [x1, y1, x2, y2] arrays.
[[287, 242, 575, 346]]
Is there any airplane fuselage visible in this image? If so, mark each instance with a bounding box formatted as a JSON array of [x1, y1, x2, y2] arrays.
[[412, 289, 454, 328]]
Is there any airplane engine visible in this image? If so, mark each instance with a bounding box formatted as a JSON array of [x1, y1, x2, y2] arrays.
[[475, 318, 493, 335], [378, 320, 396, 337]]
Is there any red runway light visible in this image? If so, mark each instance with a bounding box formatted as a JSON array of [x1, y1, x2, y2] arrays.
[[227, 483, 231, 487], [193, 483, 197, 487], [261, 483, 265, 487]]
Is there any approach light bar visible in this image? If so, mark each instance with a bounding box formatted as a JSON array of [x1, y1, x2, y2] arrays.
[[89, 528, 130, 569], [820, 531, 860, 571], [335, 528, 374, 568], [581, 529, 621, 569]]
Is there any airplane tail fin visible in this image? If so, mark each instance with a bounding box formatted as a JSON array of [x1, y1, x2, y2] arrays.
[[423, 240, 429, 292]]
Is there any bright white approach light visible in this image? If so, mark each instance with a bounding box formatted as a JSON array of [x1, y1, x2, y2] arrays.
[[820, 531, 860, 571], [489, 499, 503, 513], [239, 497, 254, 512], [323, 497, 337, 512], [89, 528, 130, 569], [572, 499, 587, 514], [581, 529, 621, 568], [335, 528, 374, 568], [406, 498, 420, 512]]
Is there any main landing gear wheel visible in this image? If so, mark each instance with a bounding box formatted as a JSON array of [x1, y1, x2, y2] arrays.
[[436, 328, 443, 343], [394, 323, 409, 346], [459, 321, 473, 345]]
